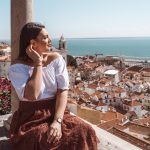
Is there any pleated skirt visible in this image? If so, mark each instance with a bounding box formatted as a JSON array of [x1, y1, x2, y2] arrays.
[[9, 99, 98, 150]]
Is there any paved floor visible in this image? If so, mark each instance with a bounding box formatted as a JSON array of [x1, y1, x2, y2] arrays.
[[0, 114, 11, 150]]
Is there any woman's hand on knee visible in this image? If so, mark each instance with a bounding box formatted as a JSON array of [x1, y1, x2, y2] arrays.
[[47, 121, 62, 144]]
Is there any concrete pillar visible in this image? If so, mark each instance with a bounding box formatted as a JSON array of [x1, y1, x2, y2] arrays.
[[11, 0, 33, 61], [11, 0, 33, 113], [4, 0, 33, 130]]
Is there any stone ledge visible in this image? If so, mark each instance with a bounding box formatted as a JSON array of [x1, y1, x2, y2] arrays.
[[91, 124, 142, 150], [72, 113, 142, 150], [0, 114, 11, 150], [0, 113, 142, 150]]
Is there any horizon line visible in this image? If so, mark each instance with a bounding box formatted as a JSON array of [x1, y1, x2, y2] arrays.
[[1, 36, 150, 41]]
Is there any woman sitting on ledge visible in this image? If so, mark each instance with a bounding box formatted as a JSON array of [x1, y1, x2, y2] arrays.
[[8, 22, 98, 150]]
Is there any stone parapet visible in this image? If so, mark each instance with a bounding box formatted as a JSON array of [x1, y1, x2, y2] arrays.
[[109, 127, 150, 150], [2, 113, 142, 150]]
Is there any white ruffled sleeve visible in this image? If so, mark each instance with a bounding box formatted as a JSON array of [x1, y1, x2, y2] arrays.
[[8, 65, 30, 100], [55, 56, 69, 90]]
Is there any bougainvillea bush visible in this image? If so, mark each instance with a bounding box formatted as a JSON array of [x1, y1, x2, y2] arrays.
[[0, 77, 11, 115]]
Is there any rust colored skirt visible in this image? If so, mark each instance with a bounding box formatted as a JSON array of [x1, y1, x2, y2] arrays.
[[9, 99, 98, 150]]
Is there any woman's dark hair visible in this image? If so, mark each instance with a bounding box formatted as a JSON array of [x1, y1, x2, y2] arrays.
[[18, 22, 45, 60]]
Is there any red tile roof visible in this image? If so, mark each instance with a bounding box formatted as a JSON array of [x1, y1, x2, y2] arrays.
[[132, 116, 150, 127], [97, 119, 120, 130], [125, 100, 142, 107], [97, 102, 107, 106], [87, 84, 97, 89], [100, 111, 125, 122]]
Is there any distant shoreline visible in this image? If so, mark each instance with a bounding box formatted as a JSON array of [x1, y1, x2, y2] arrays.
[[1, 37, 150, 59], [1, 36, 150, 41], [74, 55, 150, 62], [65, 36, 150, 40]]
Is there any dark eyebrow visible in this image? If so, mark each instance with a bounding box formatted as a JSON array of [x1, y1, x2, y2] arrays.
[[43, 35, 48, 37], [40, 34, 48, 38]]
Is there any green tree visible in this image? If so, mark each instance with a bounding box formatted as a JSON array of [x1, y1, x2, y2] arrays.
[[67, 55, 77, 68]]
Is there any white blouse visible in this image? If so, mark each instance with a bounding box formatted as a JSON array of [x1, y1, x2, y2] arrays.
[[8, 55, 69, 101]]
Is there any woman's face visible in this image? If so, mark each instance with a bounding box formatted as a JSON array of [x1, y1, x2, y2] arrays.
[[32, 28, 52, 54]]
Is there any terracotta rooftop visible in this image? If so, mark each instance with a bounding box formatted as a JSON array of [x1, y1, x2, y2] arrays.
[[76, 82, 84, 88], [72, 87, 82, 94], [100, 111, 125, 122], [141, 68, 150, 72], [91, 91, 101, 96], [127, 66, 143, 72], [124, 100, 142, 107], [99, 77, 110, 84], [67, 98, 77, 105], [132, 117, 150, 127], [97, 119, 120, 130], [97, 102, 107, 107], [87, 84, 97, 89], [109, 127, 150, 149], [81, 91, 90, 100], [87, 62, 98, 68], [115, 87, 126, 93]]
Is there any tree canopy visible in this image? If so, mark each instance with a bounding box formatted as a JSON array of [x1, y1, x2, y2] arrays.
[[67, 55, 77, 68]]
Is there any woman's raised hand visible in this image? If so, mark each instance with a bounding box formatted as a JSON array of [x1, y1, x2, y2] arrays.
[[26, 44, 43, 66]]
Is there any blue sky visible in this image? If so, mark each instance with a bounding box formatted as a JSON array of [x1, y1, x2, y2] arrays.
[[1, 0, 150, 40]]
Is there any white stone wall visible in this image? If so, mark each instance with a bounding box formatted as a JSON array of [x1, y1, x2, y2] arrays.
[[84, 87, 95, 95], [96, 105, 108, 111], [130, 105, 142, 117]]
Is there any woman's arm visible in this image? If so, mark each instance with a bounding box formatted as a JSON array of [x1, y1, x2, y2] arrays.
[[54, 89, 68, 121], [47, 90, 68, 143], [24, 45, 43, 100], [47, 55, 69, 143], [24, 63, 43, 100]]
